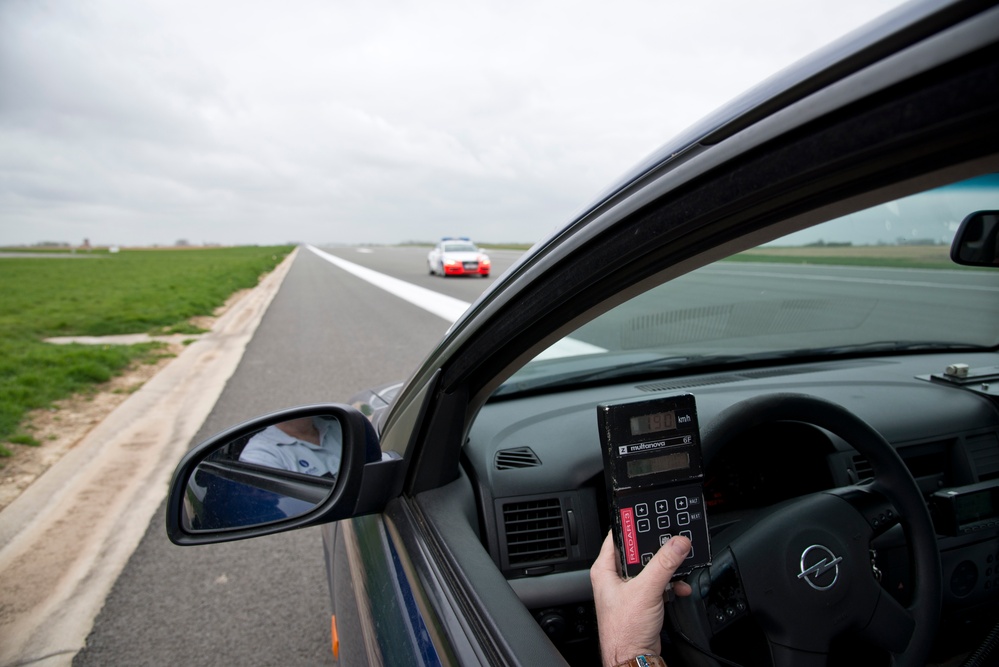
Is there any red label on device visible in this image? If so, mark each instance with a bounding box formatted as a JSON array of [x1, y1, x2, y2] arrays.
[[620, 507, 639, 565]]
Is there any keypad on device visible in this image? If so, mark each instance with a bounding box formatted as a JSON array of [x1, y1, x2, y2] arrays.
[[619, 482, 707, 574]]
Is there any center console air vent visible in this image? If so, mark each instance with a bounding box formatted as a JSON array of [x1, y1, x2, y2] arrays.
[[851, 440, 955, 485], [496, 447, 542, 470], [967, 432, 999, 481], [501, 498, 566, 566]]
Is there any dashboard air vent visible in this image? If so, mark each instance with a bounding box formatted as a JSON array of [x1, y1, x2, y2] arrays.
[[502, 498, 567, 565], [495, 447, 542, 470], [967, 432, 999, 480], [851, 454, 874, 482]]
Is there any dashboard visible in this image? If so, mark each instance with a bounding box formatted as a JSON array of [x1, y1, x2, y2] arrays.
[[462, 351, 999, 662]]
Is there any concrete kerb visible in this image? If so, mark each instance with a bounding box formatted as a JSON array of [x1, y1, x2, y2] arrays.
[[0, 247, 298, 667], [44, 333, 205, 346]]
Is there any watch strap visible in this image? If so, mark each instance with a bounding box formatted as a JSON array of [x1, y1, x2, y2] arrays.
[[613, 654, 667, 667]]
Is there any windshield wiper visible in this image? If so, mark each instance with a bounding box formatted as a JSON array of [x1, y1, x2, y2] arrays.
[[778, 340, 991, 358]]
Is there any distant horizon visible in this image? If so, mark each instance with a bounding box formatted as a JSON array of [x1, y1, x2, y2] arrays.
[[0, 239, 537, 250], [2, 237, 954, 252]]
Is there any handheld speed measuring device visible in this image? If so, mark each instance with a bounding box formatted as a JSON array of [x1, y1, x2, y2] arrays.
[[598, 394, 711, 579]]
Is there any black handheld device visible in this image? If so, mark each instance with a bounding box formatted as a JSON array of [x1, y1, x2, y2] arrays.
[[598, 394, 711, 579]]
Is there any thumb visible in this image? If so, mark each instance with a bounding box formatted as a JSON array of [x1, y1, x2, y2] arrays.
[[634, 535, 691, 590]]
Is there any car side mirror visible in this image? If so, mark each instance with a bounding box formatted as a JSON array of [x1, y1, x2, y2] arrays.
[[166, 404, 404, 545], [951, 210, 999, 266]]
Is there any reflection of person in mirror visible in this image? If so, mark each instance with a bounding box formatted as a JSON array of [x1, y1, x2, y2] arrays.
[[239, 416, 342, 478]]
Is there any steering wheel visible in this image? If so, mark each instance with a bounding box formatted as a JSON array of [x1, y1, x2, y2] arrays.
[[668, 393, 941, 667]]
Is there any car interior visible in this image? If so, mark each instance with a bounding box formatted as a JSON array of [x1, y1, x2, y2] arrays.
[[434, 173, 999, 666]]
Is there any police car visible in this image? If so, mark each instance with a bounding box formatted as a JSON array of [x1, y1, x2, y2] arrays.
[[427, 237, 491, 277]]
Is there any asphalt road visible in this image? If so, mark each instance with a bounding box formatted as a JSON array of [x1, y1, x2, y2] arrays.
[[72, 246, 520, 666], [573, 262, 999, 353]]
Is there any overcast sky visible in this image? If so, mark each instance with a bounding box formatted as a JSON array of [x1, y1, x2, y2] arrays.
[[0, 0, 907, 248]]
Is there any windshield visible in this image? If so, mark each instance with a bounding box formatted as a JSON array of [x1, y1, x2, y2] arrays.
[[497, 174, 999, 396], [444, 242, 477, 253]]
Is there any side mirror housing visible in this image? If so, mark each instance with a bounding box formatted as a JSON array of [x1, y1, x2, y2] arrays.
[[951, 210, 999, 267], [166, 403, 404, 545]]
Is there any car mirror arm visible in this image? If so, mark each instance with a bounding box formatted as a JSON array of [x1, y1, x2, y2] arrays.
[[348, 452, 406, 516]]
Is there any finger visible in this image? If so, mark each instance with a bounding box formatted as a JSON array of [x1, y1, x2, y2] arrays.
[[657, 535, 691, 572], [591, 532, 621, 579], [636, 535, 691, 590], [673, 580, 693, 597]]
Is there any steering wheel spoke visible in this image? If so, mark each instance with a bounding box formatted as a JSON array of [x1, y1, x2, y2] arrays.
[[768, 643, 830, 667], [858, 587, 916, 654], [667, 548, 749, 650], [831, 484, 902, 538]]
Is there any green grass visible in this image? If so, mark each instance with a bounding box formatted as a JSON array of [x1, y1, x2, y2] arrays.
[[726, 244, 977, 270], [724, 253, 962, 270], [0, 246, 292, 455], [8, 433, 41, 447]]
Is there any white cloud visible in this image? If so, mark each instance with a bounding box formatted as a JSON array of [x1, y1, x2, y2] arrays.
[[0, 0, 905, 247]]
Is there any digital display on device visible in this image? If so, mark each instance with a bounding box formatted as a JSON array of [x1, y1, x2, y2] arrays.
[[954, 490, 994, 522], [930, 480, 999, 536], [629, 410, 676, 436], [626, 451, 690, 478]]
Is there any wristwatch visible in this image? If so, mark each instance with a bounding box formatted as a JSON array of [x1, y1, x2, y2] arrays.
[[613, 655, 667, 667]]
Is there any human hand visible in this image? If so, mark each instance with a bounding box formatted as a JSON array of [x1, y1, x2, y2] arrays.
[[590, 532, 693, 666]]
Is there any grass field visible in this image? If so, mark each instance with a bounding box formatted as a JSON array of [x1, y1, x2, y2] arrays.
[[729, 244, 969, 269], [0, 246, 293, 457]]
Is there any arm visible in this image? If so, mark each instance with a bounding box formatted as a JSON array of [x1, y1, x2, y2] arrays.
[[590, 533, 692, 667]]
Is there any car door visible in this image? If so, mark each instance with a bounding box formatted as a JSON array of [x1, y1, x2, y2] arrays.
[[327, 3, 999, 664]]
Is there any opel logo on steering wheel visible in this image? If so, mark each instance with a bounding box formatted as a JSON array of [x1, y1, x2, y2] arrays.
[[797, 544, 843, 590]]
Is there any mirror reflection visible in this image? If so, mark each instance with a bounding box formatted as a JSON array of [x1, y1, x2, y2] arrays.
[[182, 414, 342, 532], [238, 415, 342, 477]]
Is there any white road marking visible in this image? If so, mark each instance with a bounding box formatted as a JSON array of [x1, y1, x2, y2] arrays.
[[307, 245, 605, 358], [308, 245, 470, 322]]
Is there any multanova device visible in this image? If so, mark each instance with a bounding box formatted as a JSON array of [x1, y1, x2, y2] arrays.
[[598, 394, 711, 579]]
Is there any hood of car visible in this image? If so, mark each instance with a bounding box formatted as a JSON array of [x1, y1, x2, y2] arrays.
[[442, 251, 485, 260]]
